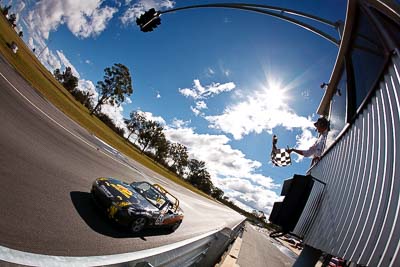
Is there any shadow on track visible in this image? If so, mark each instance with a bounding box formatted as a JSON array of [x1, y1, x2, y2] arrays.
[[70, 191, 174, 239]]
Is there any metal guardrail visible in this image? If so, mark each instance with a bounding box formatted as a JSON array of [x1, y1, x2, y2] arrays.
[[108, 221, 245, 267], [0, 221, 245, 267]]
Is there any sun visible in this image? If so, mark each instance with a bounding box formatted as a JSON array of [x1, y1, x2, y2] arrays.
[[264, 79, 288, 107]]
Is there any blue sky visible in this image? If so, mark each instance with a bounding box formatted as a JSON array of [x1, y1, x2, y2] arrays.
[[9, 0, 347, 215]]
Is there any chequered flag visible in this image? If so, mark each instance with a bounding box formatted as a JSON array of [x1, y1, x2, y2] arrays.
[[271, 135, 291, 167]]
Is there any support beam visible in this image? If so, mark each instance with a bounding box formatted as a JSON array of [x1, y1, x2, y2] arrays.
[[160, 3, 341, 46]]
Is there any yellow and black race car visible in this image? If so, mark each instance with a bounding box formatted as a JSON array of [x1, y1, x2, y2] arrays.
[[91, 178, 184, 233]]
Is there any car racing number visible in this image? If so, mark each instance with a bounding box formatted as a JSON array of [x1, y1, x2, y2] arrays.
[[155, 207, 168, 225], [155, 207, 179, 225]]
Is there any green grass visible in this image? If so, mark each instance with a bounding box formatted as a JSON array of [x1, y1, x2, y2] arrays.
[[0, 14, 211, 199]]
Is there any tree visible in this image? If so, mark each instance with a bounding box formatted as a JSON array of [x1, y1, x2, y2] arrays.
[[7, 13, 16, 28], [53, 68, 63, 82], [137, 120, 164, 153], [197, 178, 213, 195], [62, 67, 78, 92], [154, 137, 170, 163], [96, 112, 125, 137], [71, 90, 94, 110], [2, 5, 11, 17], [90, 63, 133, 115], [211, 187, 224, 200], [187, 159, 212, 193], [169, 143, 189, 176], [125, 111, 146, 142], [53, 67, 78, 92]]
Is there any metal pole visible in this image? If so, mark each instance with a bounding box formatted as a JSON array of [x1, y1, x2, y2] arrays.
[[37, 39, 51, 58], [160, 3, 340, 46]]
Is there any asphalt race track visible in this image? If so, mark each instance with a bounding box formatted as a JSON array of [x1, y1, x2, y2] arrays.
[[0, 55, 243, 257]]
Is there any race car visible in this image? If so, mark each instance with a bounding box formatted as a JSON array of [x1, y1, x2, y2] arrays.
[[91, 177, 184, 233]]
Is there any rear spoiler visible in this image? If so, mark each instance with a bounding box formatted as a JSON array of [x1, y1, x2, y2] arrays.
[[153, 184, 180, 211]]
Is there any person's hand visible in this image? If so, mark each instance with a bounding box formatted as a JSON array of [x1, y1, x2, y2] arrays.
[[286, 148, 293, 154], [311, 156, 321, 165]]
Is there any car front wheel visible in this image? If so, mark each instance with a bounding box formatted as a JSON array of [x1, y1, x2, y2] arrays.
[[130, 217, 147, 233], [170, 220, 182, 232]]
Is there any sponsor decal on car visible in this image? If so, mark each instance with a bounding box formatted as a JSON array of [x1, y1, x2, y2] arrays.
[[114, 201, 131, 207], [111, 184, 133, 198], [100, 185, 113, 198], [108, 205, 118, 219]]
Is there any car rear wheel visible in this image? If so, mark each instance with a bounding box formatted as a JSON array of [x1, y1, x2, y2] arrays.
[[130, 217, 147, 233]]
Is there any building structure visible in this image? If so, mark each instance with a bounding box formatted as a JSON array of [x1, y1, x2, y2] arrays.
[[292, 0, 400, 266]]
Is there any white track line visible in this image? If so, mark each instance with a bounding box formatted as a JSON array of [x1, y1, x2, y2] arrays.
[[0, 71, 141, 175]]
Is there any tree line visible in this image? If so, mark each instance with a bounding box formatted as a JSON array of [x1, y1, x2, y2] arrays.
[[53, 64, 224, 200], [1, 4, 24, 37]]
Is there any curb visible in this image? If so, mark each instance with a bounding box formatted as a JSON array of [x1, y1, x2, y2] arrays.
[[218, 236, 243, 267]]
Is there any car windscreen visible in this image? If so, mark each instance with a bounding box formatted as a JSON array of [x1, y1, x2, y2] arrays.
[[131, 182, 167, 208]]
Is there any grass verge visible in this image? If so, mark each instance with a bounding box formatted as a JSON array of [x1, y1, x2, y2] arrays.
[[0, 14, 211, 199]]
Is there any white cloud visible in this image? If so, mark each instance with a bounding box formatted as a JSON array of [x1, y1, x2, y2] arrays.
[[179, 88, 198, 99], [190, 100, 208, 116], [38, 47, 62, 71], [56, 50, 80, 78], [28, 37, 35, 50], [164, 125, 280, 215], [77, 79, 98, 98], [205, 67, 215, 77], [138, 110, 166, 125], [296, 128, 317, 150], [125, 97, 132, 104], [17, 0, 116, 75], [28, 29, 47, 50], [121, 0, 175, 25], [190, 106, 201, 116], [26, 0, 116, 41], [196, 101, 207, 110], [170, 118, 191, 128], [224, 17, 232, 23], [179, 79, 236, 100], [85, 59, 91, 64], [221, 178, 279, 214], [206, 85, 315, 140], [293, 128, 318, 162], [100, 103, 126, 129], [219, 63, 231, 77], [301, 89, 311, 100], [15, 2, 26, 16]]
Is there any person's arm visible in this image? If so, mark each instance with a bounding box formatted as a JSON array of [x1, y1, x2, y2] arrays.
[[288, 148, 304, 155], [287, 145, 317, 158]]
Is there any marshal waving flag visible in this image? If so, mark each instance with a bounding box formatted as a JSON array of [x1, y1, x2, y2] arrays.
[[271, 135, 291, 167]]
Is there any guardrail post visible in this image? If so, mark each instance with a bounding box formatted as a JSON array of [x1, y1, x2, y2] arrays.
[[197, 228, 232, 266]]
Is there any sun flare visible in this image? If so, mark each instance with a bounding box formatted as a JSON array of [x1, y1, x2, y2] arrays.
[[264, 80, 288, 107]]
